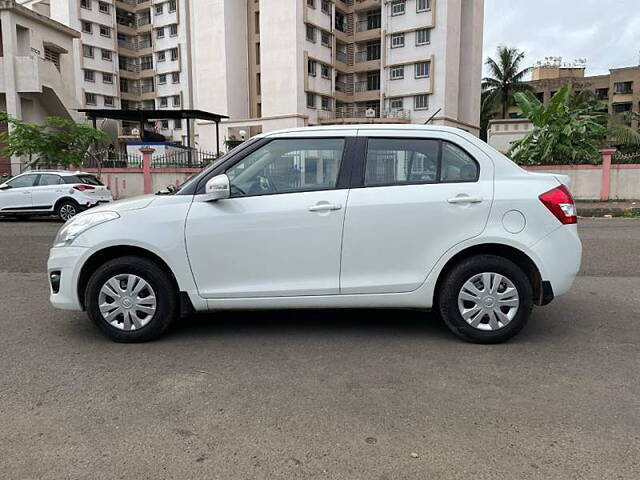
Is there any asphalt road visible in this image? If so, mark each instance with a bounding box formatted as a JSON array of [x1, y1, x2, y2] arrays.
[[0, 218, 639, 479]]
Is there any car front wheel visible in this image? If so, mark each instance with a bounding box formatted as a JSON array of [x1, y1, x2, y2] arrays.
[[85, 256, 178, 342], [438, 255, 533, 344]]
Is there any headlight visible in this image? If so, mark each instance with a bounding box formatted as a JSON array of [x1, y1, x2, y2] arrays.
[[53, 211, 120, 247]]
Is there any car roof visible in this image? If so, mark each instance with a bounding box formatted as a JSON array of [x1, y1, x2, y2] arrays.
[[19, 170, 93, 176], [261, 124, 479, 140]]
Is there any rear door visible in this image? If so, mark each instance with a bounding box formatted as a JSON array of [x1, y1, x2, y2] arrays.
[[0, 173, 38, 212], [32, 174, 65, 210], [340, 130, 494, 294]]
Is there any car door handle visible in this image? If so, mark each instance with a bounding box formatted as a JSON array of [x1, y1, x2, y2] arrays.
[[308, 203, 342, 212], [447, 196, 482, 204]]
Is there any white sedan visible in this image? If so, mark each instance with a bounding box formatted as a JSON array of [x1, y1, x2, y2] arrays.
[[47, 125, 581, 343]]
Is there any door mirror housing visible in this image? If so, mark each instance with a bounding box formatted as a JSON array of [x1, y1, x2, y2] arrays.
[[203, 174, 230, 201], [0, 184, 10, 191]]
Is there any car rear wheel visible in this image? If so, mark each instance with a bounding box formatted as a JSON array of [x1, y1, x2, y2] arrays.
[[438, 255, 533, 343], [56, 201, 78, 222], [85, 256, 178, 342]]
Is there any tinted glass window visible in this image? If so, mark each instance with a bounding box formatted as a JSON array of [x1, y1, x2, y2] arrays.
[[7, 174, 38, 188], [63, 175, 103, 185], [440, 142, 479, 182], [364, 138, 439, 186], [37, 174, 63, 186], [226, 138, 344, 197]]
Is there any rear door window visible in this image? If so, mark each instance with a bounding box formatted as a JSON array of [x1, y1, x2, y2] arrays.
[[37, 174, 63, 186]]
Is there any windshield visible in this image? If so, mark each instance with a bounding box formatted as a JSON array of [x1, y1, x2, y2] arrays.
[[175, 137, 261, 194]]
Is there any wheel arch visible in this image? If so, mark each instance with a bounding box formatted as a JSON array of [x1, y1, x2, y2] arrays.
[[77, 245, 182, 311], [54, 196, 80, 211], [433, 243, 546, 307]]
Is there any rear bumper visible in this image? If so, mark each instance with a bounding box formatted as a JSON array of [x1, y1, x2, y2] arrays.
[[530, 225, 582, 298]]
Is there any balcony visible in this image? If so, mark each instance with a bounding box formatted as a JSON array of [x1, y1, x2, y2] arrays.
[[355, 18, 380, 32], [355, 48, 380, 63], [318, 106, 410, 124], [119, 60, 139, 73], [336, 51, 351, 66], [354, 79, 379, 92]]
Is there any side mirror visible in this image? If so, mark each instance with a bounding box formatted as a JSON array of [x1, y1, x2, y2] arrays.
[[0, 184, 10, 191], [203, 174, 230, 202]]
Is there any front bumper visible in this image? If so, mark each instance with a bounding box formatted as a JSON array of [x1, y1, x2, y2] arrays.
[[47, 246, 88, 311]]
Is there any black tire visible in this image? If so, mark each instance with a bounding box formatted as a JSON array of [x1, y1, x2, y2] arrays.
[[85, 256, 178, 342], [56, 200, 79, 222], [438, 255, 533, 344]]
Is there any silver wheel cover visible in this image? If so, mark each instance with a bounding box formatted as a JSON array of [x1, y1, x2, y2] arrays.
[[457, 272, 520, 331], [59, 204, 76, 221], [98, 274, 157, 331]]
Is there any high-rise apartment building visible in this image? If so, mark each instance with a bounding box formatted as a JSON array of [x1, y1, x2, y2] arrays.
[[194, 0, 484, 149], [20, 0, 194, 143]]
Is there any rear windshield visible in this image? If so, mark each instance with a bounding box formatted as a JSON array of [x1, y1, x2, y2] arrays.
[[63, 175, 103, 186]]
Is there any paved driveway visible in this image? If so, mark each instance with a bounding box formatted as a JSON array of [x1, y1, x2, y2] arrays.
[[0, 218, 638, 479]]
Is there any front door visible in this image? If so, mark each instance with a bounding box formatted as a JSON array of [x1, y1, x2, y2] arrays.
[[32, 173, 65, 210], [185, 136, 351, 298], [340, 132, 494, 294], [0, 173, 38, 212]]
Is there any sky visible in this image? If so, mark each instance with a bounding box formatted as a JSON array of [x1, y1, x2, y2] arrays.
[[483, 0, 640, 77]]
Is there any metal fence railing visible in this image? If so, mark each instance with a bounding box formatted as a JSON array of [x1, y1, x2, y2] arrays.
[[152, 150, 220, 168], [612, 152, 640, 164]]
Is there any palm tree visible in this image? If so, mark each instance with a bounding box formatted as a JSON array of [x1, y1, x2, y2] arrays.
[[482, 46, 533, 119]]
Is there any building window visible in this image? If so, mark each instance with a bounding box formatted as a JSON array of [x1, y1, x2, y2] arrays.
[[157, 51, 166, 62], [161, 120, 169, 129], [158, 74, 167, 84], [417, 0, 430, 12], [308, 59, 317, 76], [307, 0, 315, 8], [321, 31, 331, 48], [390, 97, 404, 109], [254, 11, 260, 34], [170, 48, 179, 61], [84, 70, 95, 82], [391, 0, 406, 16], [390, 33, 405, 48], [83, 45, 94, 58], [81, 21, 92, 34], [157, 27, 165, 38], [140, 55, 153, 70], [306, 92, 316, 108], [155, 3, 163, 14], [257, 103, 262, 117], [306, 24, 316, 43], [172, 72, 180, 83], [101, 49, 112, 61], [80, 0, 91, 10], [174, 119, 182, 130], [390, 65, 404, 80], [98, 1, 110, 14], [613, 102, 632, 114], [321, 64, 330, 79], [595, 88, 609, 100], [102, 72, 113, 84], [415, 61, 430, 78], [104, 96, 114, 107], [44, 47, 61, 70], [99, 25, 111, 37], [168, 0, 176, 13], [614, 82, 633, 94], [85, 92, 97, 106], [321, 96, 331, 110], [415, 28, 430, 45], [169, 24, 178, 36], [414, 94, 429, 110], [255, 42, 260, 65], [173, 95, 181, 107], [321, 0, 331, 14], [160, 97, 168, 108], [256, 73, 261, 94]]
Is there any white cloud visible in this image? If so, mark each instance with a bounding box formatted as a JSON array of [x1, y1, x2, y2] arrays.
[[483, 0, 640, 77]]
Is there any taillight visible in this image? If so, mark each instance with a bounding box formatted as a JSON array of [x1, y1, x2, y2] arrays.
[[73, 184, 95, 192], [539, 185, 577, 224]]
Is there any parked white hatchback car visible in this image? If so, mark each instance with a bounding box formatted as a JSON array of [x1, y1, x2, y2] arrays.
[[48, 126, 582, 343], [0, 170, 113, 221]]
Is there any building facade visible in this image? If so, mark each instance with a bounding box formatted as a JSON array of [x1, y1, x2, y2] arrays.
[[194, 0, 484, 150], [1, 0, 82, 174], [20, 0, 195, 144]]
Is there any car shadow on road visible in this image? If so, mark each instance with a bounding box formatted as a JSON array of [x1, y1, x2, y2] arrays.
[[163, 308, 454, 342]]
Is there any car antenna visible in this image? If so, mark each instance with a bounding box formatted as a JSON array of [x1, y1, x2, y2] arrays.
[[424, 108, 442, 125]]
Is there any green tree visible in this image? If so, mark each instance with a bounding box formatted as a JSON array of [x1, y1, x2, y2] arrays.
[[0, 113, 111, 174], [508, 85, 607, 165], [482, 46, 533, 119]]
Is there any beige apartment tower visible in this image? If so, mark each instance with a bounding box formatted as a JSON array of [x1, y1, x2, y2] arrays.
[[193, 0, 485, 150]]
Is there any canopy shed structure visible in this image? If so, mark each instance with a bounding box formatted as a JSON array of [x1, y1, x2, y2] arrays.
[[78, 109, 229, 154]]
